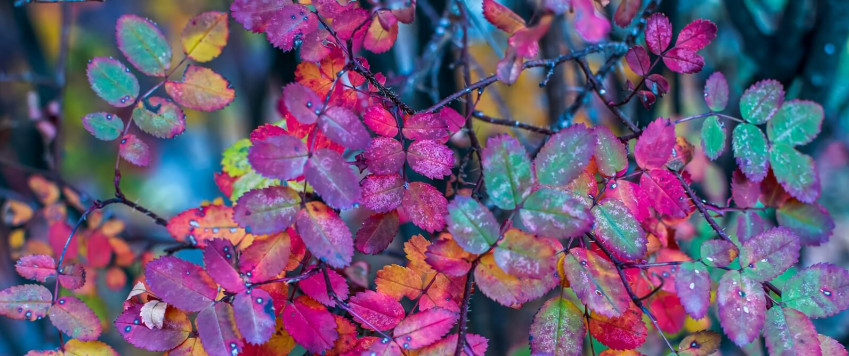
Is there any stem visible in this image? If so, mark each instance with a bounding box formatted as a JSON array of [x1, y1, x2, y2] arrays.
[[472, 111, 554, 135], [672, 170, 732, 242]]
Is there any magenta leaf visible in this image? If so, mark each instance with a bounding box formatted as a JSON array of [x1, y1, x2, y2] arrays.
[[299, 267, 349, 306], [674, 19, 717, 51], [572, 0, 610, 43], [282, 296, 339, 353], [233, 289, 276, 345], [15, 255, 56, 283], [402, 182, 448, 233], [145, 256, 218, 312], [674, 261, 710, 319], [119, 134, 151, 167], [248, 133, 309, 181], [49, 296, 101, 341], [363, 105, 399, 137], [348, 290, 405, 331], [403, 113, 449, 141], [233, 185, 300, 235], [625, 46, 650, 76], [0, 284, 51, 321], [406, 140, 454, 179], [355, 211, 400, 255], [203, 239, 245, 293], [230, 0, 286, 32], [425, 238, 473, 277], [634, 118, 675, 169], [115, 304, 192, 351], [392, 308, 458, 350], [360, 174, 404, 213], [731, 169, 760, 208], [295, 201, 354, 268], [704, 72, 729, 112], [239, 232, 291, 283], [265, 4, 317, 51], [740, 227, 800, 282], [782, 263, 849, 319], [640, 169, 693, 219], [717, 270, 766, 346], [645, 13, 672, 55], [317, 106, 371, 150], [534, 124, 595, 186], [662, 47, 705, 74], [364, 137, 405, 175], [305, 149, 361, 210], [764, 307, 822, 356], [283, 82, 323, 125], [196, 302, 243, 356]]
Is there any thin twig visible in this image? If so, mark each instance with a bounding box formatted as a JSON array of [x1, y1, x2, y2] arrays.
[[472, 111, 554, 135]]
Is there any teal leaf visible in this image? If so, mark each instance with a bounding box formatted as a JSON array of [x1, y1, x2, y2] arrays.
[[731, 123, 769, 182], [769, 143, 820, 203], [766, 100, 823, 146], [446, 196, 500, 254], [86, 57, 139, 107], [517, 188, 592, 239], [740, 227, 800, 282], [593, 126, 627, 177], [591, 198, 646, 261], [739, 79, 784, 125], [776, 200, 834, 246], [116, 15, 172, 77], [764, 307, 822, 356], [132, 97, 186, 139], [529, 296, 585, 356], [561, 248, 630, 317], [534, 124, 595, 186], [700, 115, 726, 160], [82, 112, 124, 141], [782, 263, 849, 319], [481, 134, 534, 210]]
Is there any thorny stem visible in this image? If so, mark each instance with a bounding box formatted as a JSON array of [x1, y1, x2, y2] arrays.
[[575, 58, 639, 132], [672, 170, 733, 242], [472, 111, 555, 135]]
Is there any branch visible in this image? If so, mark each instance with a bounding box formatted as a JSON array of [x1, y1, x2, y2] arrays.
[[672, 170, 732, 242], [472, 111, 554, 135]]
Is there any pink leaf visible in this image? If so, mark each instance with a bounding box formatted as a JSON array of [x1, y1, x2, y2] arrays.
[[361, 174, 404, 213], [300, 29, 332, 62], [355, 211, 400, 255], [648, 292, 686, 333], [296, 201, 353, 268], [283, 83, 323, 124], [119, 134, 151, 167], [645, 13, 672, 55], [364, 18, 399, 54], [49, 296, 101, 341], [239, 232, 292, 283], [634, 118, 676, 169], [392, 308, 458, 349], [425, 238, 473, 277], [282, 296, 338, 353], [675, 19, 717, 51], [363, 105, 398, 137], [662, 47, 705, 74], [317, 106, 371, 150], [614, 0, 641, 27], [625, 46, 650, 76], [144, 256, 218, 312], [419, 333, 489, 355], [402, 182, 448, 233], [203, 239, 245, 293], [115, 304, 192, 351], [640, 169, 694, 219], [674, 261, 711, 319], [496, 47, 523, 85], [248, 133, 309, 180], [439, 107, 465, 134], [196, 302, 243, 355], [299, 267, 349, 306], [364, 137, 405, 174], [15, 255, 57, 283], [333, 8, 370, 40], [731, 169, 759, 208], [230, 0, 286, 33], [573, 0, 610, 43], [348, 290, 405, 331], [265, 4, 318, 51], [482, 0, 526, 34], [233, 186, 300, 235], [0, 284, 52, 321], [86, 230, 112, 268], [407, 140, 454, 179], [403, 113, 449, 141], [233, 289, 276, 345], [509, 15, 552, 58], [305, 149, 362, 210]]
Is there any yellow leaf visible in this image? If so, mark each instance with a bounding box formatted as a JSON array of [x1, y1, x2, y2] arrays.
[[181, 11, 229, 62]]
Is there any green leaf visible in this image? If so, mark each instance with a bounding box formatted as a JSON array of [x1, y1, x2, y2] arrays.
[[776, 200, 834, 246], [740, 227, 800, 282], [731, 123, 769, 182], [700, 115, 726, 160], [230, 170, 278, 202], [86, 57, 139, 107], [116, 15, 172, 77], [517, 188, 592, 239], [766, 100, 823, 146], [529, 296, 585, 356], [132, 97, 186, 139], [481, 134, 534, 210], [81, 112, 124, 141], [739, 79, 784, 125], [591, 198, 646, 260], [221, 138, 253, 177], [593, 126, 627, 176], [782, 263, 849, 319], [769, 143, 820, 203], [561, 247, 630, 317], [446, 196, 500, 254], [534, 124, 595, 186], [764, 307, 821, 355]]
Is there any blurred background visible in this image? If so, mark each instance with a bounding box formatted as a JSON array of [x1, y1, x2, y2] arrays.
[[1, 0, 848, 354]]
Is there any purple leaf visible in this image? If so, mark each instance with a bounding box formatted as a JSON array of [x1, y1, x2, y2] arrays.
[[233, 186, 301, 235], [234, 289, 276, 345], [674, 261, 710, 319], [360, 174, 404, 213], [196, 302, 243, 356], [645, 13, 672, 55], [355, 211, 400, 255], [203, 239, 245, 293], [704, 72, 729, 112], [296, 202, 354, 268], [317, 106, 371, 150], [248, 133, 309, 180], [116, 304, 191, 351], [662, 48, 705, 74], [305, 149, 361, 210], [675, 19, 717, 50], [740, 227, 800, 282], [283, 83, 323, 124], [625, 46, 650, 76], [265, 4, 318, 51], [717, 270, 766, 346], [145, 256, 218, 312], [49, 296, 101, 341], [406, 140, 454, 179], [0, 284, 51, 321], [364, 137, 405, 175]]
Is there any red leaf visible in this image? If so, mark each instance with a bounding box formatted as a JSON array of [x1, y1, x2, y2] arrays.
[[299, 267, 349, 306], [614, 0, 641, 27], [604, 180, 651, 223], [282, 296, 338, 353], [233, 289, 276, 345], [348, 290, 405, 331], [230, 0, 286, 32], [300, 29, 332, 62], [15, 255, 57, 283], [392, 308, 458, 350], [49, 296, 101, 341], [167, 204, 247, 247], [634, 118, 676, 169], [355, 211, 400, 255], [363, 105, 398, 137], [305, 149, 361, 210], [675, 19, 717, 51], [364, 18, 399, 54], [625, 46, 650, 76], [640, 169, 694, 219], [296, 201, 354, 268], [333, 8, 370, 40], [233, 186, 300, 235], [402, 182, 448, 233], [403, 113, 449, 141], [48, 221, 75, 260], [86, 230, 112, 268], [364, 137, 405, 175], [419, 333, 488, 355], [662, 47, 705, 74], [425, 236, 474, 277], [202, 239, 245, 293], [119, 134, 151, 167], [0, 284, 52, 321], [648, 292, 686, 333], [482, 0, 526, 34], [282, 82, 323, 124], [196, 302, 243, 355], [317, 106, 371, 150], [58, 264, 85, 290], [645, 13, 672, 55], [407, 140, 454, 179], [239, 232, 292, 282], [265, 4, 318, 51], [144, 256, 217, 312], [361, 174, 404, 213], [115, 304, 191, 351], [439, 107, 465, 134], [248, 133, 309, 181], [588, 306, 647, 350]]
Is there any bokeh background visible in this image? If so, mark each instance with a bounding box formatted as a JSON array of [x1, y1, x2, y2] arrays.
[[1, 0, 848, 354]]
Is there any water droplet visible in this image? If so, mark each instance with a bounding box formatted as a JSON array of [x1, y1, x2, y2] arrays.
[[134, 319, 140, 324], [825, 43, 836, 55], [25, 311, 32, 318], [403, 343, 410, 349], [822, 289, 832, 297], [125, 326, 131, 332], [737, 290, 746, 297], [381, 337, 389, 344], [405, 336, 411, 341], [290, 15, 296, 20], [59, 299, 65, 304], [743, 306, 750, 314], [256, 297, 263, 304], [610, 183, 617, 189], [599, 89, 607, 95], [594, 289, 603, 296], [689, 282, 695, 290], [226, 254, 232, 259], [189, 219, 200, 228]]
